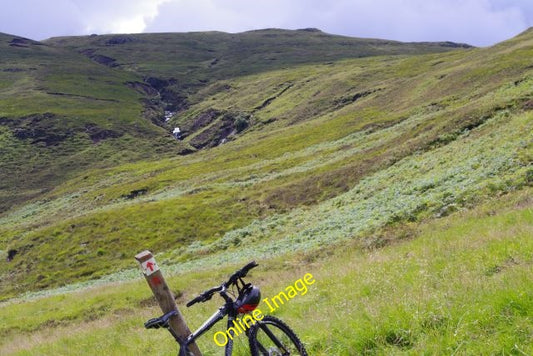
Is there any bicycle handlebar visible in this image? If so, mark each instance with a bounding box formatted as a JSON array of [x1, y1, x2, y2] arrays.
[[224, 260, 258, 288], [185, 285, 222, 307], [186, 261, 258, 307]]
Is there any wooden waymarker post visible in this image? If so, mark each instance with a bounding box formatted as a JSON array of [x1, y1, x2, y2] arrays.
[[135, 250, 202, 356]]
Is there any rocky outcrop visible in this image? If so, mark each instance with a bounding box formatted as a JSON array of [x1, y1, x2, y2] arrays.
[[79, 49, 119, 67]]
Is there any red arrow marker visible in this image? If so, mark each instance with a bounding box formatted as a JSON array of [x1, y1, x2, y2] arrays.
[[146, 261, 155, 271]]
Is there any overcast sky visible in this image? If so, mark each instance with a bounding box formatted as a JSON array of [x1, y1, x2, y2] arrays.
[[1, 0, 532, 46]]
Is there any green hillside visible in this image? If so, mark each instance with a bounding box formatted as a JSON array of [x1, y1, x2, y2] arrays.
[[0, 27, 532, 355], [0, 33, 181, 212], [1, 29, 466, 213]]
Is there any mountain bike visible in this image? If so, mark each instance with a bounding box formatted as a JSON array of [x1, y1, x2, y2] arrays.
[[144, 261, 308, 355]]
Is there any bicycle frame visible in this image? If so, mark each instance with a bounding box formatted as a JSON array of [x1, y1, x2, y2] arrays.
[[175, 289, 239, 356], [176, 305, 289, 356]]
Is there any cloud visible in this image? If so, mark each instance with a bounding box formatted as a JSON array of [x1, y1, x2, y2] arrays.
[[0, 0, 531, 45], [71, 0, 170, 34], [145, 0, 530, 46], [314, 0, 528, 46], [143, 0, 331, 34], [0, 0, 84, 39], [0, 0, 169, 39]]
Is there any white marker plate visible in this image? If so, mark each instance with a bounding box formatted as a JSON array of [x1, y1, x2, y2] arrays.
[[140, 257, 159, 276]]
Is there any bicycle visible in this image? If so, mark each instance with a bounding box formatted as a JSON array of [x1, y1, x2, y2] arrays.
[[144, 261, 308, 356]]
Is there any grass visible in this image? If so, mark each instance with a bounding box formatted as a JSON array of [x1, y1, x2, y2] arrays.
[[0, 27, 532, 354], [0, 188, 531, 355], [0, 29, 468, 213], [46, 29, 466, 84]]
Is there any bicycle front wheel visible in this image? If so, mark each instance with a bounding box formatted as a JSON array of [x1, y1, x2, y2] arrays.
[[248, 316, 307, 356]]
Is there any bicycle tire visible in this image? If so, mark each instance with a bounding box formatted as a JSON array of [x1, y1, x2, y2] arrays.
[[225, 317, 234, 356], [248, 316, 307, 356], [225, 338, 233, 356]]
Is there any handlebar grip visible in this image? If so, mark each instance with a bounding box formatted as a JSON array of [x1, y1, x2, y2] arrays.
[[186, 296, 202, 307], [186, 286, 220, 307], [241, 261, 258, 276], [225, 261, 258, 287]]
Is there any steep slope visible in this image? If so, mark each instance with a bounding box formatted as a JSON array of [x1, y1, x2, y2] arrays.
[[0, 29, 531, 299], [0, 33, 183, 212]]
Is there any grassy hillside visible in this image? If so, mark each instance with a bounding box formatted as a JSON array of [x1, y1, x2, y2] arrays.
[[1, 188, 531, 355], [0, 33, 181, 212], [1, 28, 531, 298], [45, 29, 471, 148], [46, 28, 469, 89], [0, 27, 532, 354], [1, 29, 467, 213]]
